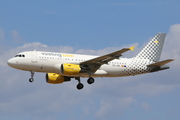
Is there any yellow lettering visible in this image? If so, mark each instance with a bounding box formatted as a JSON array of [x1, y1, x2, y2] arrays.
[[62, 54, 74, 57]]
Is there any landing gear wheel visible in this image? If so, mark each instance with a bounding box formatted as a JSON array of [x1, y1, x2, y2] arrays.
[[29, 71, 35, 83], [29, 78, 34, 82], [87, 77, 95, 84], [76, 83, 84, 90]]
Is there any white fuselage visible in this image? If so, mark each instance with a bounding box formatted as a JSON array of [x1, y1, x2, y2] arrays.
[[6, 33, 172, 90], [7, 51, 152, 78]]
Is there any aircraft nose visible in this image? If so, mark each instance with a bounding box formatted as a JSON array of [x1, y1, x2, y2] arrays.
[[7, 58, 15, 67]]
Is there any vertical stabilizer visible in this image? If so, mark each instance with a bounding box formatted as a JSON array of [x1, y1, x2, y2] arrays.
[[135, 33, 166, 62]]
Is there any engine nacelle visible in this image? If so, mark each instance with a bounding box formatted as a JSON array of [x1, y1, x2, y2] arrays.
[[46, 73, 70, 84], [61, 63, 81, 75]]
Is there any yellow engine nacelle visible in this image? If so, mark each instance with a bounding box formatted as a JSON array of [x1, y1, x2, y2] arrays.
[[46, 73, 70, 84], [61, 63, 81, 75]]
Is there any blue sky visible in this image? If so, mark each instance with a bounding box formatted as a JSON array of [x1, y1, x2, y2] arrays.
[[0, 0, 180, 120], [1, 0, 180, 49]]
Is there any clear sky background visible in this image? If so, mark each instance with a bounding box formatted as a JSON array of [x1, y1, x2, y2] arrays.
[[0, 0, 180, 120]]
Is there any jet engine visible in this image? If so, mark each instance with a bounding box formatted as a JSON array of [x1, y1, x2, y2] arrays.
[[46, 73, 70, 84], [61, 63, 81, 75]]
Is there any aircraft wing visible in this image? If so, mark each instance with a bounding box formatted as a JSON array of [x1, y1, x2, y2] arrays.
[[80, 46, 135, 72]]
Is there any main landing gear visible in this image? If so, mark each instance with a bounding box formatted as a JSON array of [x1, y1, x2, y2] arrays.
[[75, 77, 95, 90], [87, 77, 95, 84], [29, 71, 34, 82]]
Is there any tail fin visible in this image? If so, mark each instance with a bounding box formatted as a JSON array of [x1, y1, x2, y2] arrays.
[[135, 33, 166, 62]]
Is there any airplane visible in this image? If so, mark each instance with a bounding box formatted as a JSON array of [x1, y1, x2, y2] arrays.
[[7, 33, 174, 90]]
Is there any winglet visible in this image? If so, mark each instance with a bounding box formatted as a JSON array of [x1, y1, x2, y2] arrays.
[[129, 46, 135, 51]]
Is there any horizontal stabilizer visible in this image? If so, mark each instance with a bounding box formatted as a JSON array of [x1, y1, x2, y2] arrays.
[[147, 59, 174, 67]]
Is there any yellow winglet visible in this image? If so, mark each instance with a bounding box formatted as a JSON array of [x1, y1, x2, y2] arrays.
[[129, 46, 135, 51]]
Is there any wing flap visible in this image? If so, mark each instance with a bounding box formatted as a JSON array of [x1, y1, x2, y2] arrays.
[[147, 59, 174, 67]]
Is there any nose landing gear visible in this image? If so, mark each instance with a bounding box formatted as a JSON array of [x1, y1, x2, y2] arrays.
[[29, 78, 34, 82], [29, 71, 35, 82]]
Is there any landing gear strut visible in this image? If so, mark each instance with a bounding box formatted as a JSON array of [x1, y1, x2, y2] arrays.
[[29, 71, 35, 82], [75, 77, 84, 90]]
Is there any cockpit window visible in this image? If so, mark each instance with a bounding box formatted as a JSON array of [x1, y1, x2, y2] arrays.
[[15, 54, 25, 57]]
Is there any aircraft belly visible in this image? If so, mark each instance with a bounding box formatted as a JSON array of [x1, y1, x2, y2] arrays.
[[100, 65, 124, 76]]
